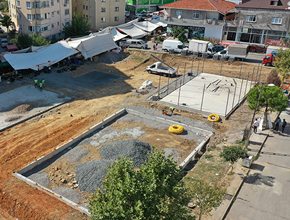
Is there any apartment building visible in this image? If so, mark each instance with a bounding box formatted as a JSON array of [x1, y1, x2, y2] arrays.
[[73, 0, 125, 31], [9, 0, 72, 40]]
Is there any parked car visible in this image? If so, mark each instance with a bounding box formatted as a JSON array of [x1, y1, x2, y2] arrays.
[[162, 39, 188, 53], [217, 44, 250, 60], [135, 10, 147, 19], [126, 39, 148, 49], [1, 38, 8, 48], [213, 45, 224, 52]]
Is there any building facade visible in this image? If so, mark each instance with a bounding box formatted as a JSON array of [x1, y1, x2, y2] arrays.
[[233, 0, 290, 44], [73, 0, 125, 31], [125, 0, 176, 14]]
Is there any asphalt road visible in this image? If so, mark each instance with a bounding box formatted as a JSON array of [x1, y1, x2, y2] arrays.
[[226, 104, 290, 220]]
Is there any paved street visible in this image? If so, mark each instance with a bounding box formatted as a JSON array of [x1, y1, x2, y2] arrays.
[[226, 101, 290, 220]]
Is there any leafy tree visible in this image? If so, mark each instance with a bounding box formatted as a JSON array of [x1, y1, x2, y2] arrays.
[[63, 13, 91, 38], [274, 48, 290, 85], [32, 34, 50, 46], [8, 29, 16, 39], [89, 148, 194, 220], [220, 145, 247, 163], [247, 85, 288, 128], [0, 15, 12, 33], [173, 26, 188, 43], [10, 33, 50, 49], [185, 179, 225, 220], [265, 69, 281, 87]]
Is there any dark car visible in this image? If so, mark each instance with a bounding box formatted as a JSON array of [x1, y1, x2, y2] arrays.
[[213, 45, 224, 52], [0, 27, 3, 33]]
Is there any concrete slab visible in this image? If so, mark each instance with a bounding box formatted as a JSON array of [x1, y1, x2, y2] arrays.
[[0, 84, 71, 131], [161, 73, 254, 117]]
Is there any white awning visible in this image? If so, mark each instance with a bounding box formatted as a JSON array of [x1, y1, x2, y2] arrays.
[[66, 34, 96, 49], [76, 33, 117, 59], [97, 27, 127, 41], [117, 25, 146, 39], [133, 21, 159, 32], [3, 41, 78, 70], [150, 19, 168, 27]]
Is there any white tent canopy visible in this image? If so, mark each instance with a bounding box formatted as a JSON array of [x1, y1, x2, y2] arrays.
[[150, 19, 167, 27], [76, 33, 117, 59], [97, 27, 127, 41], [3, 41, 78, 70], [117, 25, 146, 39], [66, 34, 96, 49], [133, 21, 159, 32]]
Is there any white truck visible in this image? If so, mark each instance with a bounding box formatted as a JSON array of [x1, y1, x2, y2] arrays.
[[188, 39, 215, 57], [217, 44, 250, 60], [146, 62, 177, 77], [162, 39, 187, 53]]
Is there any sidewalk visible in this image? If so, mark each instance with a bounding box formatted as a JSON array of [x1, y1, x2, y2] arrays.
[[207, 111, 279, 220]]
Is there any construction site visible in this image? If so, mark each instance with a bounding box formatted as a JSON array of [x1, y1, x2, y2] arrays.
[[0, 50, 273, 219]]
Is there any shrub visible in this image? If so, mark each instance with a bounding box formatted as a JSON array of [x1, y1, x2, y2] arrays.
[[265, 69, 281, 87], [220, 145, 247, 163]]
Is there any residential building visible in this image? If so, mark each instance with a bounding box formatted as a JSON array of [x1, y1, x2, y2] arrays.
[[233, 0, 290, 44], [161, 0, 237, 40], [9, 0, 72, 40], [125, 0, 176, 14], [72, 0, 125, 31]]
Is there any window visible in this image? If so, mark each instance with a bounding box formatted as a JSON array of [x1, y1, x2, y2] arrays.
[[272, 17, 282, 24], [57, 22, 60, 26], [65, 9, 69, 15], [176, 10, 182, 18], [65, 18, 70, 26], [57, 10, 60, 15], [115, 7, 119, 11], [26, 2, 34, 9], [65, 0, 69, 4], [17, 12, 21, 19], [115, 0, 120, 1], [192, 12, 200, 19], [86, 5, 88, 10], [101, 0, 106, 2], [83, 5, 85, 9], [114, 16, 119, 21], [246, 15, 256, 22], [101, 17, 105, 22], [270, 0, 278, 5], [75, 7, 77, 11], [52, 23, 54, 28], [101, 7, 106, 12], [28, 26, 35, 32], [51, 0, 54, 6], [16, 1, 20, 7], [27, 14, 36, 20], [52, 12, 54, 17], [57, 0, 59, 2]]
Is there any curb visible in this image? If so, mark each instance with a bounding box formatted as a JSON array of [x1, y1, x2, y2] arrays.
[[220, 132, 269, 220]]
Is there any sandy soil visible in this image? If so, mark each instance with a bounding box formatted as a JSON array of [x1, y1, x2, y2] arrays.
[[0, 51, 276, 219]]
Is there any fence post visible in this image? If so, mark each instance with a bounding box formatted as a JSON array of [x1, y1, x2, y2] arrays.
[[200, 84, 206, 111], [225, 88, 230, 116], [244, 72, 250, 96], [250, 67, 255, 88], [191, 58, 194, 79], [158, 75, 161, 98], [238, 59, 243, 79], [258, 62, 263, 83], [220, 59, 223, 75], [238, 78, 244, 102], [183, 62, 186, 85], [202, 57, 205, 73], [232, 79, 237, 108]]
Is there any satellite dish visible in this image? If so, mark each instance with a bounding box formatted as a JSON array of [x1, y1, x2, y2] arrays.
[[178, 15, 182, 19], [287, 1, 290, 6]]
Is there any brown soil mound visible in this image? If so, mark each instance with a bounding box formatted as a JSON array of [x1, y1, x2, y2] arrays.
[[11, 104, 33, 114], [5, 116, 22, 122]]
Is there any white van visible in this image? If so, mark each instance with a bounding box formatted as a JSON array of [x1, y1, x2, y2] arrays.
[[126, 39, 148, 49], [162, 39, 187, 53]]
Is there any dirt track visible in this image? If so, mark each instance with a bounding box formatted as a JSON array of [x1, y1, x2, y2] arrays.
[[0, 51, 274, 219]]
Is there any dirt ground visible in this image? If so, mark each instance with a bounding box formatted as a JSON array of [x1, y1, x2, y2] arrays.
[[0, 51, 278, 219]]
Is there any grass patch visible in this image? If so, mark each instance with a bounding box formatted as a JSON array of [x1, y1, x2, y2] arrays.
[[204, 154, 213, 159]]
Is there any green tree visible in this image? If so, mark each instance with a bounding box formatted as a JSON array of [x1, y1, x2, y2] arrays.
[[247, 85, 288, 128], [32, 34, 50, 46], [0, 15, 12, 33], [10, 33, 50, 49], [8, 29, 16, 39], [89, 148, 194, 220], [173, 26, 188, 43], [63, 13, 91, 38], [185, 179, 225, 220], [274, 48, 290, 85]]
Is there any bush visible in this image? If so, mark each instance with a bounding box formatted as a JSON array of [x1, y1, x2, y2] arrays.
[[220, 145, 247, 163], [265, 69, 281, 87]]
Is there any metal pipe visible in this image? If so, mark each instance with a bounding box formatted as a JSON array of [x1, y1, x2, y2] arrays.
[[232, 79, 237, 108], [200, 84, 206, 111], [244, 72, 250, 96], [238, 59, 243, 79], [225, 88, 230, 116], [220, 59, 223, 75], [238, 78, 244, 102]]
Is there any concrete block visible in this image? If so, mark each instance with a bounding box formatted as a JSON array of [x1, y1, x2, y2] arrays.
[[242, 156, 253, 168]]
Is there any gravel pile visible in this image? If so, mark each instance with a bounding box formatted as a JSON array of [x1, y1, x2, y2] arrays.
[[65, 146, 90, 163], [11, 104, 33, 114], [75, 139, 152, 193], [53, 187, 83, 204], [100, 139, 151, 168], [75, 160, 113, 193], [26, 170, 50, 188], [98, 52, 124, 64]]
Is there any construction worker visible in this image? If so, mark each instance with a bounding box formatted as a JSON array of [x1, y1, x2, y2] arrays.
[[34, 78, 38, 88], [169, 107, 175, 115], [42, 78, 45, 87], [39, 82, 43, 91]]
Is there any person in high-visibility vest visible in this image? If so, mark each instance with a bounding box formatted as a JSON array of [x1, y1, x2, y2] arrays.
[[42, 78, 45, 87], [169, 107, 175, 115], [39, 82, 43, 91], [34, 79, 38, 88]]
